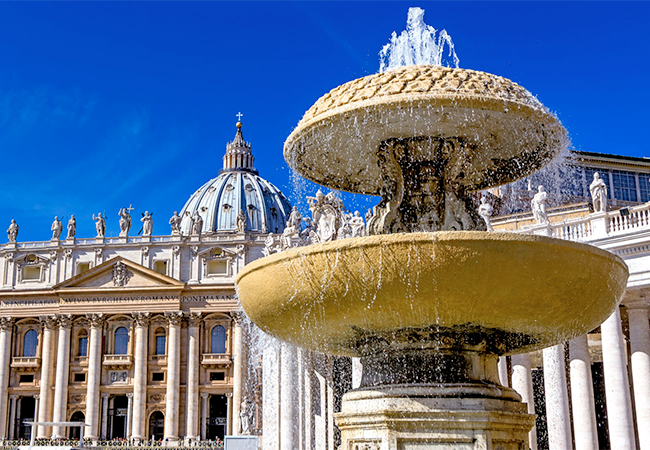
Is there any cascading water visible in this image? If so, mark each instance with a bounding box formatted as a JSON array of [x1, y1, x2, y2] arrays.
[[379, 7, 459, 72]]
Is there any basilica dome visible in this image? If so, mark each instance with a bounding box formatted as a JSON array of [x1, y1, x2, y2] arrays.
[[179, 121, 292, 235]]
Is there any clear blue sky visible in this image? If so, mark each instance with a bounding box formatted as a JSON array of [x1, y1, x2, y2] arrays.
[[1, 1, 648, 242]]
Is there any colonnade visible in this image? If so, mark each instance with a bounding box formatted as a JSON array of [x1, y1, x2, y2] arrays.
[[0, 310, 246, 443]]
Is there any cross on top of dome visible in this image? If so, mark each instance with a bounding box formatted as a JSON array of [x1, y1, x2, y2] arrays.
[[223, 115, 256, 174]]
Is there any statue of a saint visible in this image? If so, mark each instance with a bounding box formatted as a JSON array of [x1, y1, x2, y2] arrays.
[[67, 215, 76, 239], [118, 207, 132, 237], [531, 185, 550, 225], [589, 172, 608, 213], [350, 211, 366, 237], [236, 209, 247, 233], [307, 189, 343, 242], [478, 197, 494, 232], [141, 211, 153, 236], [169, 211, 182, 235], [92, 213, 106, 238], [191, 211, 203, 235], [7, 219, 18, 243], [51, 216, 63, 240], [240, 399, 252, 435], [288, 206, 302, 231]]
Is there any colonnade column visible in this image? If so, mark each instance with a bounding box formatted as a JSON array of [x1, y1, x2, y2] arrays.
[[52, 314, 72, 439], [498, 356, 509, 387], [100, 393, 109, 440], [201, 393, 209, 440], [0, 316, 14, 440], [85, 313, 104, 440], [568, 334, 598, 450], [8, 395, 18, 439], [542, 343, 572, 450], [511, 353, 537, 450], [231, 311, 244, 435], [126, 393, 133, 440], [601, 307, 637, 449], [37, 316, 55, 439], [164, 311, 182, 442], [628, 300, 650, 450], [186, 313, 201, 441], [280, 342, 298, 450], [131, 312, 150, 441]]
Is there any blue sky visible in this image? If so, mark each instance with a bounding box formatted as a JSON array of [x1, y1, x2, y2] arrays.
[[1, 1, 648, 242]]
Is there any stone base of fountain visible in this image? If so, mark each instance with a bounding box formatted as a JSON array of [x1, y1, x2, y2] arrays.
[[336, 385, 535, 450]]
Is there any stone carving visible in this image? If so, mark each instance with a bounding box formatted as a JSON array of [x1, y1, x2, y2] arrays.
[[187, 312, 202, 327], [132, 312, 150, 327], [39, 315, 56, 330], [165, 310, 183, 325], [172, 245, 181, 256], [64, 249, 73, 259], [149, 393, 165, 403], [262, 234, 281, 257], [110, 371, 128, 383], [118, 207, 133, 237], [66, 215, 76, 239], [350, 211, 366, 238], [141, 211, 153, 236], [51, 216, 63, 240], [95, 247, 103, 258], [478, 197, 495, 232], [113, 261, 132, 287], [307, 190, 345, 243], [231, 310, 246, 325], [590, 172, 608, 213], [531, 185, 550, 225], [86, 313, 104, 328], [141, 246, 149, 257], [351, 441, 381, 450], [169, 211, 182, 235], [92, 213, 106, 238], [190, 211, 203, 235], [56, 314, 73, 329], [236, 209, 247, 233], [49, 250, 58, 259], [70, 394, 86, 403], [239, 398, 252, 435], [288, 206, 302, 230], [0, 316, 14, 331], [7, 219, 18, 243]]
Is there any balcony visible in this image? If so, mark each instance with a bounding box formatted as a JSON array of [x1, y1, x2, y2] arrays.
[[103, 354, 133, 369], [201, 353, 231, 369], [72, 356, 89, 366], [11, 356, 41, 372]]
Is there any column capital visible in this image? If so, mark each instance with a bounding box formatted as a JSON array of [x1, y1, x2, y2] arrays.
[[201, 392, 209, 399], [86, 313, 105, 328], [102, 393, 110, 400], [55, 314, 73, 329], [33, 395, 40, 400], [132, 312, 150, 327], [226, 392, 233, 398], [230, 310, 246, 325], [126, 393, 134, 399], [187, 312, 202, 327], [623, 289, 650, 310], [165, 310, 183, 326], [0, 316, 14, 331], [9, 394, 19, 400]]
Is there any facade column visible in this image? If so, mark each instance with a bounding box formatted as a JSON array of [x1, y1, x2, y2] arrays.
[[126, 393, 133, 440], [511, 353, 537, 450], [498, 356, 509, 387], [186, 313, 201, 440], [568, 334, 599, 450], [201, 393, 209, 440], [280, 342, 298, 450], [164, 311, 182, 441], [52, 314, 72, 439], [131, 312, 150, 441], [0, 316, 14, 440], [226, 393, 233, 436], [85, 313, 104, 440], [100, 393, 109, 440], [601, 307, 637, 449], [542, 343, 572, 450], [231, 311, 244, 435], [8, 395, 18, 439], [37, 315, 55, 439], [628, 300, 650, 450]]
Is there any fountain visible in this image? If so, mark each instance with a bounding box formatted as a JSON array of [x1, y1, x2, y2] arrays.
[[236, 9, 629, 449]]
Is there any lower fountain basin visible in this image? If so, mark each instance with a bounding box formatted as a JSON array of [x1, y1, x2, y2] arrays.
[[236, 231, 628, 356]]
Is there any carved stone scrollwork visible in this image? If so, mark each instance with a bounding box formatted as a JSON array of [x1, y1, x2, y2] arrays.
[[149, 393, 165, 403], [172, 245, 181, 256], [70, 394, 86, 403], [0, 316, 14, 331], [187, 312, 202, 327], [165, 311, 183, 326], [56, 314, 73, 329], [191, 246, 199, 257], [86, 313, 105, 328], [351, 442, 381, 450], [141, 246, 149, 257], [230, 310, 246, 325], [5, 252, 14, 260], [64, 249, 73, 259], [113, 261, 132, 287], [39, 315, 57, 330], [95, 248, 103, 258], [49, 250, 58, 260], [132, 312, 151, 327]]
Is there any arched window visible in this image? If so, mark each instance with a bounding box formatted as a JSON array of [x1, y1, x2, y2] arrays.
[[78, 330, 88, 357], [211, 325, 226, 354], [23, 330, 37, 357], [69, 411, 85, 439], [154, 328, 166, 355], [149, 411, 164, 441], [114, 327, 129, 355]]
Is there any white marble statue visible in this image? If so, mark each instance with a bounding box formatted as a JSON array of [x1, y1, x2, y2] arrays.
[[67, 215, 76, 239], [288, 206, 302, 231], [118, 207, 133, 237], [236, 209, 247, 233], [6, 219, 18, 243], [531, 185, 550, 225], [590, 172, 608, 213], [350, 211, 366, 237], [262, 233, 281, 256], [478, 197, 494, 232], [92, 213, 106, 238], [307, 189, 344, 243], [191, 211, 203, 235], [141, 211, 153, 236], [240, 399, 252, 435], [300, 217, 315, 242], [169, 211, 182, 235], [51, 216, 63, 240]]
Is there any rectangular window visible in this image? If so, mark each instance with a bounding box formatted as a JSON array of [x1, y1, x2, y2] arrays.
[[640, 174, 650, 203], [78, 337, 88, 357], [210, 372, 226, 381], [77, 262, 91, 274], [152, 372, 165, 382], [155, 335, 166, 355], [22, 267, 41, 281], [208, 260, 228, 275], [74, 373, 86, 382], [19, 374, 34, 383], [154, 260, 168, 275], [612, 170, 637, 202]]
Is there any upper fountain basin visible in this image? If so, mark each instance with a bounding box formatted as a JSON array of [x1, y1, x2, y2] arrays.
[[236, 232, 628, 356], [284, 65, 567, 195]]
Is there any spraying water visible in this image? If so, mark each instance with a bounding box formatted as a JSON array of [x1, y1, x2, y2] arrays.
[[379, 7, 460, 72]]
